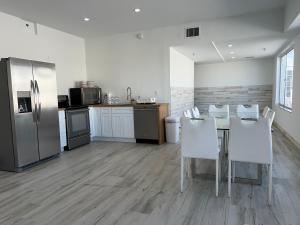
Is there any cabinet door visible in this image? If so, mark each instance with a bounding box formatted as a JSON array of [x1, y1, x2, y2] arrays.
[[94, 108, 102, 136], [112, 114, 123, 138], [58, 111, 66, 151], [89, 107, 95, 138], [123, 114, 134, 138], [101, 108, 112, 137], [112, 113, 134, 138]]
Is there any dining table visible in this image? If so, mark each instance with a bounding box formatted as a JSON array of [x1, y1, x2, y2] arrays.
[[190, 112, 263, 185]]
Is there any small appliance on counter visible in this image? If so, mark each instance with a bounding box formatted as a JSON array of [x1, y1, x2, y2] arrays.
[[64, 105, 90, 150], [136, 97, 156, 104], [69, 87, 102, 106], [57, 95, 69, 108]]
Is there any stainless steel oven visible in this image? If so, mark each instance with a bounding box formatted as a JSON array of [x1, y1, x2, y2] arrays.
[[65, 106, 90, 150], [69, 87, 102, 106]]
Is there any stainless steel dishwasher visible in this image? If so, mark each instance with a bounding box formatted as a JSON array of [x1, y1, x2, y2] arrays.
[[134, 105, 159, 143]]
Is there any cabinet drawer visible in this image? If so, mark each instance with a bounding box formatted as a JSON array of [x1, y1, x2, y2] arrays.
[[101, 108, 111, 114], [112, 107, 133, 114]]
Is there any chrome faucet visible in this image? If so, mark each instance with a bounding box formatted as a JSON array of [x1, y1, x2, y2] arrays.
[[127, 87, 132, 102]]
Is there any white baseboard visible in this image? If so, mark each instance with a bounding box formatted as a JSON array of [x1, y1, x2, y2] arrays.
[[91, 137, 136, 143], [274, 122, 300, 150]]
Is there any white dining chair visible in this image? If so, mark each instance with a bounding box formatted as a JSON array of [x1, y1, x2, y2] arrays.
[[191, 106, 201, 118], [228, 117, 273, 204], [183, 110, 192, 118], [209, 104, 230, 117], [262, 106, 270, 118], [237, 104, 259, 119], [208, 104, 229, 150], [267, 109, 275, 126], [181, 117, 220, 196]]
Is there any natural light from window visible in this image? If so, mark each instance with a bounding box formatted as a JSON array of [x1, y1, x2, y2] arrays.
[[279, 49, 294, 110]]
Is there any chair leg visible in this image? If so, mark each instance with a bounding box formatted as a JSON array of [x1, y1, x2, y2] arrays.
[[228, 159, 231, 197], [218, 156, 222, 182], [215, 158, 219, 197], [232, 161, 235, 183], [186, 158, 190, 177], [181, 156, 184, 192], [268, 163, 273, 205]]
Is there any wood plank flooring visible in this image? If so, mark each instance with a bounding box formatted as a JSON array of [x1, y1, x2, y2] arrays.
[[0, 128, 300, 225]]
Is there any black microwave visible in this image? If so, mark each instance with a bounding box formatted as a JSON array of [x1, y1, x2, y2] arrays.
[[69, 87, 102, 106]]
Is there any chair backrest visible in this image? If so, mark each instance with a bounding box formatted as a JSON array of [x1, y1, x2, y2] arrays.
[[183, 110, 192, 118], [262, 106, 270, 118], [228, 117, 272, 164], [208, 104, 229, 118], [237, 104, 259, 119], [267, 109, 275, 126], [181, 118, 219, 160], [191, 107, 200, 118]]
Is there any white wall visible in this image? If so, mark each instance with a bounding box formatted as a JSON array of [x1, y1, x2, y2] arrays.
[[170, 47, 194, 88], [285, 0, 300, 31], [85, 28, 178, 103], [195, 58, 274, 88], [0, 12, 87, 95], [273, 34, 300, 145], [85, 10, 283, 104], [169, 47, 194, 116]]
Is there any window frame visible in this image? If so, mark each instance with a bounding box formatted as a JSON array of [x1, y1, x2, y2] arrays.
[[278, 47, 294, 111]]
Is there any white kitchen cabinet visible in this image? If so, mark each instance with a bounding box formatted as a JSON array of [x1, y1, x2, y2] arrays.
[[93, 108, 102, 136], [112, 108, 134, 138], [89, 106, 134, 141], [89, 107, 95, 138], [58, 111, 66, 151], [89, 107, 102, 138], [101, 108, 113, 137]]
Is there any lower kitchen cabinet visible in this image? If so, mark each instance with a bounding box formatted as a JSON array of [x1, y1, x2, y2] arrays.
[[58, 111, 66, 151], [101, 109, 113, 137], [112, 113, 134, 138], [89, 106, 134, 141], [90, 107, 102, 137]]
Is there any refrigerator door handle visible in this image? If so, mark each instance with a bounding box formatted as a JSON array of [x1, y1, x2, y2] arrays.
[[35, 80, 41, 122], [30, 80, 37, 122], [97, 88, 101, 103]]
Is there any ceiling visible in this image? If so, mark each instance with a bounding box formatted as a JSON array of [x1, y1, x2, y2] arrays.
[[0, 0, 287, 38], [175, 34, 293, 64]]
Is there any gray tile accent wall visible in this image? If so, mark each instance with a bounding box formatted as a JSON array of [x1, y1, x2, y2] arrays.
[[171, 87, 194, 117], [194, 85, 273, 113]]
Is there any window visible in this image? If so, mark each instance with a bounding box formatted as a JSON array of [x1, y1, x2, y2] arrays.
[[279, 49, 294, 110]]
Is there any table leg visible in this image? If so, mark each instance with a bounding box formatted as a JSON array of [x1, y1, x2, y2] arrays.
[[233, 163, 262, 185]]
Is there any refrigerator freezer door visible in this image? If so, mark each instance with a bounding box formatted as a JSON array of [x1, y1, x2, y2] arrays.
[[32, 61, 60, 160], [9, 58, 40, 167]]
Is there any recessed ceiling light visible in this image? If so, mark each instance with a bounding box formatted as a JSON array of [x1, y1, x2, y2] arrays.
[[134, 8, 141, 13], [230, 51, 235, 54], [228, 44, 233, 48], [231, 56, 236, 59], [84, 17, 90, 21]]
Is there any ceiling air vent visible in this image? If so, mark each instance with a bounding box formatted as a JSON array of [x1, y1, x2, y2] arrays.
[[186, 27, 199, 38]]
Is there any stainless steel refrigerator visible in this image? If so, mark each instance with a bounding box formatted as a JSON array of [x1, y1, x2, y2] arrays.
[[0, 58, 60, 172]]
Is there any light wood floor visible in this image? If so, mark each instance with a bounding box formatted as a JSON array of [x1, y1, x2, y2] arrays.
[[0, 128, 300, 225]]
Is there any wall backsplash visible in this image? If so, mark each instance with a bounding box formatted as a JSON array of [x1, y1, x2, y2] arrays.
[[171, 87, 194, 117], [194, 85, 273, 113]]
